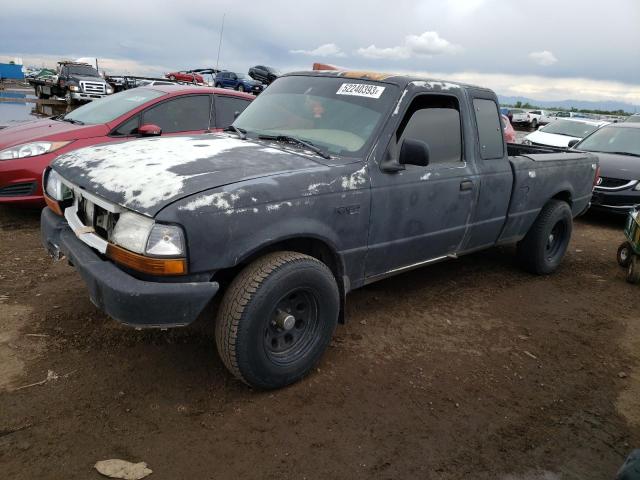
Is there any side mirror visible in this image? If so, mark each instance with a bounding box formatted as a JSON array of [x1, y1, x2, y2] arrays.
[[399, 138, 430, 167], [138, 124, 162, 137], [567, 139, 579, 148]]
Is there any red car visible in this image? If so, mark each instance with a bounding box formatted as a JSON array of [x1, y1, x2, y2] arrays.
[[0, 85, 253, 207], [165, 71, 205, 84], [502, 114, 516, 143]]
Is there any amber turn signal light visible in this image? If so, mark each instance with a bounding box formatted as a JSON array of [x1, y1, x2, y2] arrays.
[[106, 244, 187, 276], [44, 194, 64, 216]]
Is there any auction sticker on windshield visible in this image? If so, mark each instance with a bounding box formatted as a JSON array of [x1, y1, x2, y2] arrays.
[[336, 83, 385, 99]]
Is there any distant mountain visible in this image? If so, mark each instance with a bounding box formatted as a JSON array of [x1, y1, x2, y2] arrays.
[[498, 95, 639, 113]]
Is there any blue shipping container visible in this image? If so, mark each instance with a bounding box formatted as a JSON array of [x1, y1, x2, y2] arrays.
[[0, 63, 25, 79]]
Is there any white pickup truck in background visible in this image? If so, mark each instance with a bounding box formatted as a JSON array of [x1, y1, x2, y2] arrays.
[[511, 109, 553, 129], [527, 110, 553, 128]]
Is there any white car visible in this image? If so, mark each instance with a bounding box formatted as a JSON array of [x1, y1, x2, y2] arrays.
[[527, 110, 553, 127], [522, 118, 609, 148]]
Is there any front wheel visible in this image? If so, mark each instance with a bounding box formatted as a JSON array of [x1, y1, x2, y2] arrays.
[[168, 75, 176, 81], [627, 255, 640, 284], [531, 119, 538, 130], [237, 84, 245, 92], [517, 200, 573, 274], [215, 252, 339, 389], [64, 90, 74, 106], [618, 241, 633, 268]]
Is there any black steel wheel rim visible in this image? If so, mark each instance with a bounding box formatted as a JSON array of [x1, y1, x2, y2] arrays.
[[545, 220, 566, 260], [263, 288, 320, 366]]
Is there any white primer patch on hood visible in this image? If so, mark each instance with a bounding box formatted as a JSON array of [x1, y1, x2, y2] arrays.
[[54, 136, 276, 210], [179, 191, 241, 212]]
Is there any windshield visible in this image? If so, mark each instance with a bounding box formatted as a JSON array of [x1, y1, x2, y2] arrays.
[[236, 73, 248, 80], [63, 88, 165, 124], [67, 65, 100, 77], [234, 75, 397, 156], [540, 119, 600, 138], [577, 126, 640, 156]]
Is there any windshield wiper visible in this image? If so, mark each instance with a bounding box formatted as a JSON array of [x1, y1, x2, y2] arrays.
[[61, 117, 85, 125], [258, 134, 331, 159], [224, 125, 247, 140]]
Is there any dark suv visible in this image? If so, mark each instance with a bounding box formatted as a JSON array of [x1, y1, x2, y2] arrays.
[[248, 65, 280, 85], [215, 71, 264, 94]]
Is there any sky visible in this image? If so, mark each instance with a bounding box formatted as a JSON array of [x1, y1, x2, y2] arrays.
[[1, 0, 639, 106]]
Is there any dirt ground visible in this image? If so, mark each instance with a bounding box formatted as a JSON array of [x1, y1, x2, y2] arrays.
[[0, 204, 638, 480]]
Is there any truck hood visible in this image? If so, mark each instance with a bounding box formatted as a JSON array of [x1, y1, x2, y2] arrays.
[[589, 151, 640, 181], [525, 130, 580, 148], [0, 118, 108, 149], [51, 134, 324, 217]]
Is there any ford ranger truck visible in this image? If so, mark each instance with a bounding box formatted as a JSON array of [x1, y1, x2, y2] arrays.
[[41, 70, 599, 389]]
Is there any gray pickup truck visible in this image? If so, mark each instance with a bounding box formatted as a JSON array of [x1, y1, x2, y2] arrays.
[[41, 70, 598, 389]]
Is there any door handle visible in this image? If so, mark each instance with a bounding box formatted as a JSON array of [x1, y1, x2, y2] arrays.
[[460, 180, 473, 191]]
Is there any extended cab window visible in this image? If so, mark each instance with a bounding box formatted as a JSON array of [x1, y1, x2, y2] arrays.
[[397, 95, 462, 165], [142, 95, 211, 133], [214, 95, 252, 128], [473, 99, 504, 159]]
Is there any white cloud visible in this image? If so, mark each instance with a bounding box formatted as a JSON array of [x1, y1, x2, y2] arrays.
[[356, 31, 461, 60], [529, 50, 558, 66], [290, 43, 346, 58]]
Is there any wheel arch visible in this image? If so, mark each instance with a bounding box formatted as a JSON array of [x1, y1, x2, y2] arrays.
[[551, 189, 573, 206], [213, 234, 348, 323]]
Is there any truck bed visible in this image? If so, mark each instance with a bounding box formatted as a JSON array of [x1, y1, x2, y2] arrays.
[[507, 142, 566, 157]]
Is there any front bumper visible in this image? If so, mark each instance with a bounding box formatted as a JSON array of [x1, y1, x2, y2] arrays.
[[591, 189, 640, 215], [71, 92, 108, 101], [41, 207, 219, 328]]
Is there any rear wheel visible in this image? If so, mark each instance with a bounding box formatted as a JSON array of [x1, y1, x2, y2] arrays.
[[627, 255, 640, 284], [168, 75, 176, 81], [618, 241, 633, 268], [215, 251, 339, 389], [517, 200, 573, 274]]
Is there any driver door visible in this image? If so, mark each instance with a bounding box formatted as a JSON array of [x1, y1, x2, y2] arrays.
[[365, 92, 477, 280]]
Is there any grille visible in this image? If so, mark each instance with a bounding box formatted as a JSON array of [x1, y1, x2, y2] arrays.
[[0, 182, 36, 197], [599, 177, 629, 188], [80, 81, 106, 94], [77, 196, 117, 241]]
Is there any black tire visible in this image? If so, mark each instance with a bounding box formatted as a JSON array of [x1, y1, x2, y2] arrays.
[[169, 75, 176, 81], [214, 82, 221, 88], [64, 90, 73, 106], [618, 241, 633, 268], [531, 119, 538, 130], [627, 255, 640, 284], [237, 84, 245, 92], [215, 251, 339, 389], [517, 200, 573, 274]]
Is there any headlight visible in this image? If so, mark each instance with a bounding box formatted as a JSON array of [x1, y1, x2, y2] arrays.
[[45, 169, 73, 201], [106, 86, 113, 94], [69, 85, 79, 92], [634, 182, 640, 191], [112, 211, 185, 257], [112, 212, 155, 254], [0, 141, 72, 160]]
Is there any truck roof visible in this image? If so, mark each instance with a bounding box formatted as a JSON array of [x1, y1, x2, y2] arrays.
[[284, 69, 493, 94]]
